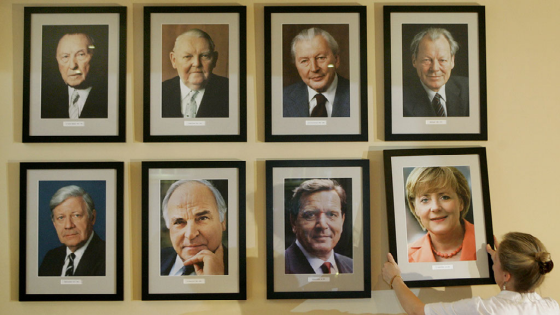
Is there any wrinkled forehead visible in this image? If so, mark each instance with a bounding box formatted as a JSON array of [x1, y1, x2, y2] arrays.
[[168, 182, 218, 210], [53, 196, 87, 213], [176, 35, 212, 52], [57, 34, 91, 53]]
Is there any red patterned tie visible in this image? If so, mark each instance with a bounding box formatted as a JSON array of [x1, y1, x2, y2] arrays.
[[320, 262, 332, 274]]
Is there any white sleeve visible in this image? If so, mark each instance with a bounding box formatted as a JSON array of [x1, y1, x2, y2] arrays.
[[425, 297, 485, 315]]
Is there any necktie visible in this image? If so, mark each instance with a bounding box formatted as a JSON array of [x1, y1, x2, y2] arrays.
[[320, 262, 332, 274], [431, 93, 446, 117], [65, 253, 76, 276], [311, 94, 328, 117], [183, 90, 199, 118], [69, 90, 80, 119], [182, 265, 195, 276]]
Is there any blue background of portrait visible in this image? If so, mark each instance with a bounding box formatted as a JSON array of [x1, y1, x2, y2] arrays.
[[37, 180, 106, 267]]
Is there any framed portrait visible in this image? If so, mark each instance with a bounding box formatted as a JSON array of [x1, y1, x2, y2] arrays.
[[142, 161, 246, 300], [383, 147, 494, 287], [383, 6, 487, 141], [19, 162, 124, 301], [264, 6, 368, 142], [143, 6, 247, 142], [266, 160, 370, 299], [23, 7, 127, 143]]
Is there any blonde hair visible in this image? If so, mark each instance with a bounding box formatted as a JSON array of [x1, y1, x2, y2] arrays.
[[406, 167, 471, 230], [499, 232, 554, 292]]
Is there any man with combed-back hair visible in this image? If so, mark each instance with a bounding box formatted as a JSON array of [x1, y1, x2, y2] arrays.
[[39, 185, 105, 276], [162, 28, 229, 118], [283, 27, 350, 117], [285, 179, 353, 274], [160, 179, 228, 276], [404, 27, 469, 117]]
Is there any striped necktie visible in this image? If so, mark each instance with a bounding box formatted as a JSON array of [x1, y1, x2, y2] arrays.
[[69, 90, 80, 119], [65, 253, 76, 276], [431, 93, 446, 117]]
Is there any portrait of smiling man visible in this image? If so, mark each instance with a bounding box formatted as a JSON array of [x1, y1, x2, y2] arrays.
[[160, 179, 228, 276], [38, 185, 106, 277], [41, 25, 109, 119], [285, 179, 353, 274], [403, 27, 469, 117], [161, 28, 229, 118], [282, 27, 350, 118]]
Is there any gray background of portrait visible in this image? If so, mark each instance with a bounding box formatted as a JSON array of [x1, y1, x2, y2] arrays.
[[161, 24, 229, 82], [282, 24, 349, 88], [283, 177, 353, 259]]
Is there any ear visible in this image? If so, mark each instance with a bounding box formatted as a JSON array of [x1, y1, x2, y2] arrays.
[[211, 51, 219, 68], [412, 55, 418, 68], [503, 271, 511, 283], [290, 214, 297, 233], [450, 55, 455, 70], [333, 54, 340, 69], [221, 216, 227, 231], [90, 209, 97, 225], [170, 51, 177, 69]]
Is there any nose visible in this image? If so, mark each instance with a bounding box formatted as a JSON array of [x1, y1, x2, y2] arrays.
[[429, 199, 442, 211], [69, 55, 78, 69], [430, 59, 441, 72], [184, 222, 199, 240], [192, 56, 201, 67], [64, 216, 76, 229], [315, 213, 329, 229], [310, 58, 319, 72]]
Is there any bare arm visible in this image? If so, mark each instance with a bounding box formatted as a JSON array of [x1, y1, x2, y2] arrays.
[[382, 253, 426, 315]]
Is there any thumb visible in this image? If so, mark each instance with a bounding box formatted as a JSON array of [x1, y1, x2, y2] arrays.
[[387, 253, 396, 263]]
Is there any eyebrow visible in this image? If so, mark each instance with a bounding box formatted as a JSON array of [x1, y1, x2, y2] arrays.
[[195, 210, 212, 217]]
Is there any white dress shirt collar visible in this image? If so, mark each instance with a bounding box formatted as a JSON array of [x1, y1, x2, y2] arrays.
[[67, 86, 92, 118], [179, 79, 205, 115], [420, 82, 448, 116], [62, 231, 95, 276], [306, 74, 339, 117], [295, 239, 339, 274]]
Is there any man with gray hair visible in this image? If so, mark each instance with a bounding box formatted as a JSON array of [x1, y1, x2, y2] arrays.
[[285, 179, 353, 274], [404, 27, 469, 117], [160, 179, 228, 276], [39, 185, 105, 276], [162, 28, 229, 118], [283, 27, 350, 117]]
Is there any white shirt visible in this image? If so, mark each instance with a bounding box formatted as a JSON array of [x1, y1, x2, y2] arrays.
[[67, 86, 92, 118], [295, 239, 339, 274], [168, 255, 195, 276], [61, 232, 95, 276], [307, 74, 339, 117], [421, 82, 448, 116], [179, 79, 205, 116], [425, 290, 560, 315]]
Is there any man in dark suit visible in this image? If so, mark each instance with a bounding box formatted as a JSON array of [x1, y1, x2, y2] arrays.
[[283, 27, 350, 118], [404, 27, 469, 117], [160, 180, 228, 276], [41, 32, 108, 119], [162, 29, 229, 118], [39, 185, 105, 276], [285, 179, 353, 274]]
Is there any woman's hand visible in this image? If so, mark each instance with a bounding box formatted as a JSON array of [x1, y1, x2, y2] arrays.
[[486, 235, 499, 262], [382, 253, 401, 286]]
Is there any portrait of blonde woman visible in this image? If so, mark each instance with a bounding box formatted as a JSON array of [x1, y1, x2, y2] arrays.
[[405, 166, 476, 263]]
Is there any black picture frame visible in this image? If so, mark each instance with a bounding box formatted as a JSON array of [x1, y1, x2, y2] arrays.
[[19, 162, 124, 301], [383, 147, 494, 287], [266, 160, 370, 299], [143, 6, 247, 142], [264, 6, 368, 142], [384, 6, 487, 141], [142, 161, 246, 300], [23, 7, 127, 143]]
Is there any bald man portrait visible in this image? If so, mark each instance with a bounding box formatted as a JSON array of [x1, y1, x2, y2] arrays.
[[41, 26, 109, 119], [161, 29, 229, 118], [160, 179, 228, 276], [403, 27, 469, 117]]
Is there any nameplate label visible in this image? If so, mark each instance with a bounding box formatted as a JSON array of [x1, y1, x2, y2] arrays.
[[306, 120, 327, 126], [63, 121, 85, 127], [426, 120, 447, 125], [61, 279, 82, 285], [183, 278, 205, 284], [308, 276, 330, 282], [184, 121, 206, 126], [432, 265, 453, 270]]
